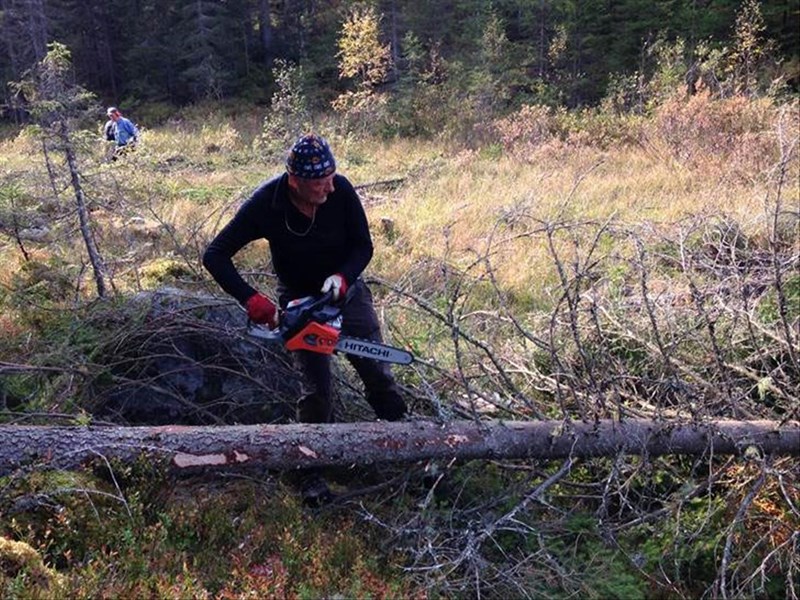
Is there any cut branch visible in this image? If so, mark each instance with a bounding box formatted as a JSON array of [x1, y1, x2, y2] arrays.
[[0, 419, 797, 476]]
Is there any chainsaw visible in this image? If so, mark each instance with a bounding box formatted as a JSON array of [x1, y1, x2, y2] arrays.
[[246, 292, 413, 365]]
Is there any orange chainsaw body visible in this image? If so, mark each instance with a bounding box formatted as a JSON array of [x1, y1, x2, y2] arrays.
[[284, 320, 341, 354]]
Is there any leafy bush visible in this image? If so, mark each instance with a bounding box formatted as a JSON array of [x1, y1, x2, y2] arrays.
[[648, 93, 791, 178], [489, 103, 646, 158]]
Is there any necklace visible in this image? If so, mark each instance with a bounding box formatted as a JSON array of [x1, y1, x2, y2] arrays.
[[285, 205, 316, 236]]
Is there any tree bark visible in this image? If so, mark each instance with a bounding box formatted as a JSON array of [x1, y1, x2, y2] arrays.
[[0, 419, 797, 475], [257, 0, 274, 64], [61, 125, 107, 298]]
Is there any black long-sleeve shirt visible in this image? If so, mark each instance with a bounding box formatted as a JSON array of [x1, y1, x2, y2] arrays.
[[203, 173, 373, 304]]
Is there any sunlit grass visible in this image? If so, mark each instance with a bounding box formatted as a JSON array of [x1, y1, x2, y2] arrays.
[[0, 98, 797, 306], [374, 132, 798, 298]]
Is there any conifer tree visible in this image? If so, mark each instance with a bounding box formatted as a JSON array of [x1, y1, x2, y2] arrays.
[[0, 0, 50, 113], [12, 43, 108, 298]]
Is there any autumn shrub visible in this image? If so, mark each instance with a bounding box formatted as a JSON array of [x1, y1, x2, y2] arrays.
[[489, 92, 798, 183], [489, 103, 646, 161], [647, 92, 795, 179], [490, 103, 560, 157], [559, 108, 646, 149]]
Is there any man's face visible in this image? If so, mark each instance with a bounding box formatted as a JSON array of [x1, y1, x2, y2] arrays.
[[290, 174, 335, 206], [109, 111, 120, 122]]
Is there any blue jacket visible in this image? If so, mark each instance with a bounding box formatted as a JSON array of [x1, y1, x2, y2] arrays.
[[113, 117, 138, 146]]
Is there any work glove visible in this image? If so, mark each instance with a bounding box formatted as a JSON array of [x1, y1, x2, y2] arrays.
[[245, 292, 278, 328], [321, 273, 347, 301]]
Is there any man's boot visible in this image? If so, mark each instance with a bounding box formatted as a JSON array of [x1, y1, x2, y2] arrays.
[[299, 471, 334, 507]]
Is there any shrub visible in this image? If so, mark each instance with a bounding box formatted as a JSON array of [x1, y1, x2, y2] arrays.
[[491, 104, 558, 156], [490, 103, 646, 158], [648, 92, 791, 178], [254, 59, 310, 160]]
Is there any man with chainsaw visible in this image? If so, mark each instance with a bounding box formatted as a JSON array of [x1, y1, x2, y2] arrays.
[[203, 134, 408, 430]]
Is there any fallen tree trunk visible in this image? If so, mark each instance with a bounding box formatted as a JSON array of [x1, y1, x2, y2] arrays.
[[0, 419, 797, 475]]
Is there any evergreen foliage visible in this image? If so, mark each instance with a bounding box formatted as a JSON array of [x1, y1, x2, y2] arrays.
[[1, 0, 797, 114], [10, 42, 108, 297]]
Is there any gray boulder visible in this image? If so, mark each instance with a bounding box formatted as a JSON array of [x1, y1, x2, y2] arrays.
[[89, 288, 301, 425]]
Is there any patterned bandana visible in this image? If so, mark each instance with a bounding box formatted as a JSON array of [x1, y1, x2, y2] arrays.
[[286, 134, 336, 179]]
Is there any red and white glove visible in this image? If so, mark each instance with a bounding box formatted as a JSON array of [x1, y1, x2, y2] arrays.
[[245, 293, 278, 328], [321, 273, 347, 301]]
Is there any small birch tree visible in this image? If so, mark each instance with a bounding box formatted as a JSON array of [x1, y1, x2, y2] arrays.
[[729, 0, 775, 97], [255, 59, 311, 159], [333, 5, 392, 131]]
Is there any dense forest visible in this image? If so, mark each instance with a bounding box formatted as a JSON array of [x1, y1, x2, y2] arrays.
[[2, 0, 799, 116], [0, 1, 799, 598]]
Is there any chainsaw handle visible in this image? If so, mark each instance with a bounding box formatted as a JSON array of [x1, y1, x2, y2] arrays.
[[305, 290, 335, 310], [275, 291, 340, 342]]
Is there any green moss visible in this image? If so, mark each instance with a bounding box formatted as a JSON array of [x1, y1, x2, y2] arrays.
[[2, 464, 419, 598], [636, 494, 728, 591], [139, 258, 197, 288], [9, 260, 75, 306]]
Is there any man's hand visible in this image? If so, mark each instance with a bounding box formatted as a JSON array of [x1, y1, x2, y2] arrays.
[[321, 273, 347, 301], [245, 293, 278, 328]]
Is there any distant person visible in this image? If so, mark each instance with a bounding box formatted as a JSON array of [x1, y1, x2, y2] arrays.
[[105, 106, 138, 160]]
